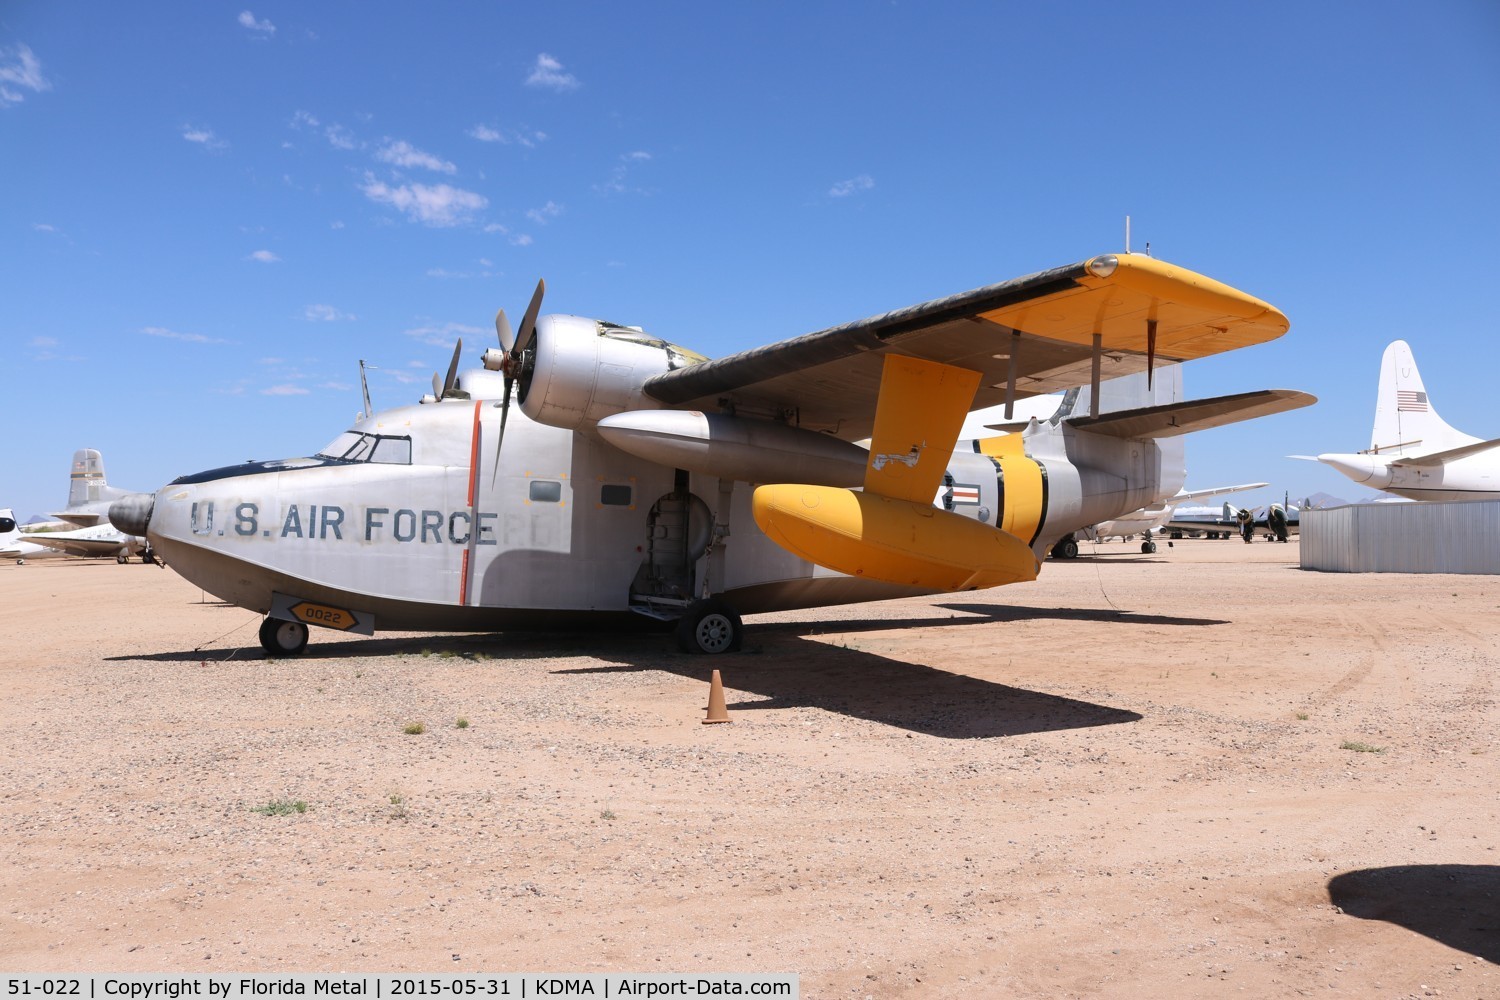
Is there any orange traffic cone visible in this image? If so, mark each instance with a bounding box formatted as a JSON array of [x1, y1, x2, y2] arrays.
[[702, 669, 731, 725]]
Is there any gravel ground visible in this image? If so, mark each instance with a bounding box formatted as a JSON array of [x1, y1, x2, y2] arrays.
[[1, 539, 1496, 998]]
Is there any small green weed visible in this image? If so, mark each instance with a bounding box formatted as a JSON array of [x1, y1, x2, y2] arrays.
[[403, 721, 426, 735], [252, 798, 308, 816], [600, 808, 616, 821], [1295, 712, 1309, 721], [455, 717, 470, 729], [1340, 740, 1386, 754], [388, 791, 408, 821]]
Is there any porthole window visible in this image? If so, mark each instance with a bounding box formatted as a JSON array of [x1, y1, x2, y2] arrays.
[[600, 484, 632, 506], [529, 480, 563, 503]]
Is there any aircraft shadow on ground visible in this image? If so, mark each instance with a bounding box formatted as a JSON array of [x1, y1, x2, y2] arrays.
[[553, 620, 1145, 739], [1327, 865, 1500, 963], [103, 600, 1240, 736]]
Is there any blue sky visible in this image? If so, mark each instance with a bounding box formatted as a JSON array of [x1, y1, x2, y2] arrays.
[[4, 2, 1499, 520]]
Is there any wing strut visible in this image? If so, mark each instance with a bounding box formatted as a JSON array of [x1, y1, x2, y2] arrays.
[[1003, 331, 1020, 420], [1146, 319, 1158, 391], [1090, 333, 1102, 419]]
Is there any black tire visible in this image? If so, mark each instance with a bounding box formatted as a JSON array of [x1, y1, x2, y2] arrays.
[[1141, 540, 1157, 554], [675, 599, 742, 654], [259, 617, 310, 657], [1060, 538, 1078, 559]]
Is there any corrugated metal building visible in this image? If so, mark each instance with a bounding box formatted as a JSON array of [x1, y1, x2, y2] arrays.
[[1301, 500, 1500, 574]]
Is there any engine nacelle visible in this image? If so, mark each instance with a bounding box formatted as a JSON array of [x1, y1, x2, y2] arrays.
[[516, 315, 707, 431]]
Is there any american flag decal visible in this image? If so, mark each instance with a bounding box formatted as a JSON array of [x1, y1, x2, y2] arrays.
[[951, 483, 981, 505], [1396, 390, 1428, 412]]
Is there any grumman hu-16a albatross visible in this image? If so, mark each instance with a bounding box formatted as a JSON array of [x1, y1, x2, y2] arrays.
[[110, 253, 1314, 656]]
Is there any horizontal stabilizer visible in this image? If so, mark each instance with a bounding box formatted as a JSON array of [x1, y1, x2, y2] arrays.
[[1065, 389, 1316, 440], [1177, 481, 1268, 502], [1393, 436, 1500, 468], [982, 420, 1032, 434], [48, 511, 106, 528]]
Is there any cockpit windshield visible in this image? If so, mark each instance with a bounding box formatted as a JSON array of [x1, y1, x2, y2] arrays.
[[316, 431, 412, 465]]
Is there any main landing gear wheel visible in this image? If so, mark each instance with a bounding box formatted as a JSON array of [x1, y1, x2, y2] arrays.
[[1141, 540, 1158, 554], [1052, 537, 1079, 560], [259, 617, 309, 657], [675, 599, 743, 654]]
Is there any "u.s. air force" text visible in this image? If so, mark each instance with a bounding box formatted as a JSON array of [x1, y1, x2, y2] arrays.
[[192, 502, 499, 545]]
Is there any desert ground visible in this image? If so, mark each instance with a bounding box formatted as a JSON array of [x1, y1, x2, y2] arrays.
[[0, 538, 1495, 998]]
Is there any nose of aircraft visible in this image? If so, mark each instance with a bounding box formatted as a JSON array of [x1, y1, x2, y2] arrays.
[[109, 492, 156, 537]]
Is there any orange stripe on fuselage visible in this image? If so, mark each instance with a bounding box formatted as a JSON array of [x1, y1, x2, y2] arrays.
[[461, 401, 483, 606]]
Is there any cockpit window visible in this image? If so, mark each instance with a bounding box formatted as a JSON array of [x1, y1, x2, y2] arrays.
[[317, 431, 412, 465], [0, 516, 15, 533]]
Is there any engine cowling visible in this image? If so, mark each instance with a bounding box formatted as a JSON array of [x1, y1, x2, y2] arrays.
[[514, 315, 707, 431]]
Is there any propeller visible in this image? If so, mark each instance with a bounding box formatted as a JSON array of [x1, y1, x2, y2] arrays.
[[427, 338, 468, 401], [481, 278, 546, 480]]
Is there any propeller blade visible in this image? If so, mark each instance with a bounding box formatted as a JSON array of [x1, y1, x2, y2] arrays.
[[515, 278, 546, 356], [431, 372, 442, 400], [490, 375, 514, 486], [443, 338, 463, 397], [495, 308, 514, 353]]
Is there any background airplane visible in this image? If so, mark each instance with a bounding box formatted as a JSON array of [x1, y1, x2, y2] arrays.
[[21, 523, 150, 562], [1310, 340, 1500, 500], [1070, 482, 1271, 555], [50, 449, 137, 527], [0, 508, 50, 563]]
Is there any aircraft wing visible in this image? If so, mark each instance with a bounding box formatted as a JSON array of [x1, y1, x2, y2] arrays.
[[1175, 481, 1269, 502], [27, 532, 130, 558], [49, 511, 106, 528], [1065, 389, 1314, 440], [643, 254, 1290, 442]]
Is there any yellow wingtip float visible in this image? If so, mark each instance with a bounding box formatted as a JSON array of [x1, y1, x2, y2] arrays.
[[751, 484, 1039, 591]]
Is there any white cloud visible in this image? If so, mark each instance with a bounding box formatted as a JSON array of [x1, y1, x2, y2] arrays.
[[238, 11, 276, 35], [404, 321, 485, 347], [0, 45, 50, 107], [29, 335, 83, 362], [360, 173, 487, 227], [596, 151, 654, 195], [468, 124, 547, 148], [376, 139, 457, 175], [262, 384, 310, 396], [510, 233, 533, 247], [325, 124, 357, 150], [142, 326, 230, 344], [525, 201, 563, 225], [247, 250, 280, 263], [182, 125, 228, 151], [829, 174, 875, 198], [33, 223, 55, 232], [292, 110, 319, 129], [526, 53, 580, 92], [258, 357, 285, 365], [303, 304, 354, 322]]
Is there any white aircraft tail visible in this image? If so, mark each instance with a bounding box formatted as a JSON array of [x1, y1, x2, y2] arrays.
[[1370, 340, 1478, 457], [67, 448, 130, 508]]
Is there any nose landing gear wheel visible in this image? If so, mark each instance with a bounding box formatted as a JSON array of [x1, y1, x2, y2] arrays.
[[1141, 540, 1158, 554], [675, 599, 743, 654], [259, 617, 310, 657]]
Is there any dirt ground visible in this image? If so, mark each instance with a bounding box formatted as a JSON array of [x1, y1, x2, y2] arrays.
[[0, 538, 1495, 998]]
